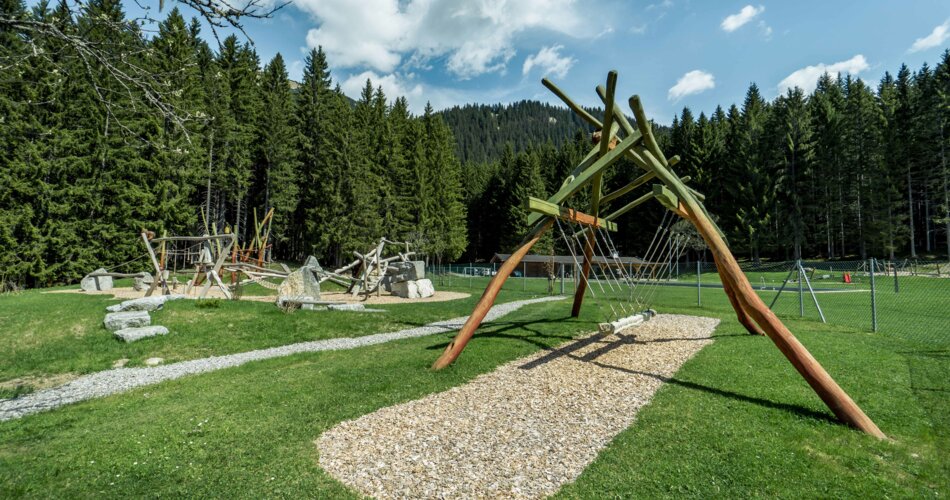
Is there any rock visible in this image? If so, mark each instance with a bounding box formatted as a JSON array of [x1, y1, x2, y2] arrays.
[[133, 273, 154, 291], [392, 278, 435, 299], [276, 295, 317, 311], [103, 310, 150, 332], [144, 357, 164, 367], [416, 278, 435, 298], [277, 267, 321, 302], [385, 261, 425, 282], [302, 255, 323, 272], [112, 358, 129, 368], [106, 294, 185, 313], [80, 268, 113, 292], [327, 303, 365, 311], [113, 325, 169, 343], [391, 280, 419, 299]]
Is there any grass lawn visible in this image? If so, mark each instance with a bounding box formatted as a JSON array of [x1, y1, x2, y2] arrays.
[[1, 275, 947, 497]]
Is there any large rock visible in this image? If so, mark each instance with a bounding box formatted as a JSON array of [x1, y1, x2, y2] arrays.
[[106, 294, 185, 313], [113, 325, 169, 343], [385, 261, 425, 283], [103, 310, 150, 332], [392, 278, 435, 299], [133, 273, 154, 291], [277, 267, 321, 301], [81, 268, 113, 292], [302, 255, 323, 272], [416, 278, 435, 298]]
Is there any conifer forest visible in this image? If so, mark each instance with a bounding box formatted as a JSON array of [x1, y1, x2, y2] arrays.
[[1, 0, 949, 288]]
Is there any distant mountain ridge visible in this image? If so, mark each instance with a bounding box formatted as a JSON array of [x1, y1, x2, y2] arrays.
[[437, 100, 594, 164], [437, 100, 667, 164]]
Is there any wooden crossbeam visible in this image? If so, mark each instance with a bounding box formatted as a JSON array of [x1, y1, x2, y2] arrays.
[[526, 197, 618, 231], [527, 131, 643, 226]]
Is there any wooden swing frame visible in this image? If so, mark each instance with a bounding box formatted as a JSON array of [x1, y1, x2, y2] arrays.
[[431, 71, 885, 439]]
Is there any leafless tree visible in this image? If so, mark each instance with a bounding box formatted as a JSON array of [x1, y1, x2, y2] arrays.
[[0, 0, 287, 136]]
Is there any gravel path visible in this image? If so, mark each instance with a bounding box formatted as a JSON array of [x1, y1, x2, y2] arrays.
[[318, 314, 720, 500], [0, 296, 563, 421]]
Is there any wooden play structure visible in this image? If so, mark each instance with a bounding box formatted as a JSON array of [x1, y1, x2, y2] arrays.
[[432, 71, 885, 439]]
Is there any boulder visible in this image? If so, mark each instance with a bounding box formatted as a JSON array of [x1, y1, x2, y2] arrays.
[[385, 261, 425, 283], [277, 267, 321, 302], [145, 357, 164, 366], [114, 325, 169, 343], [392, 278, 435, 299], [103, 310, 150, 332], [327, 303, 365, 311], [81, 268, 113, 292], [133, 273, 154, 291], [106, 294, 185, 313], [276, 295, 317, 311], [302, 255, 323, 272], [416, 278, 435, 298], [391, 280, 420, 299]]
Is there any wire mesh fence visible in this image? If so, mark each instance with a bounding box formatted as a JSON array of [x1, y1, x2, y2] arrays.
[[431, 258, 950, 346]]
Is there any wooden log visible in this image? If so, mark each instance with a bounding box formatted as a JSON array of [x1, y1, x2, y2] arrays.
[[626, 109, 885, 437], [525, 197, 618, 231], [432, 219, 554, 370], [571, 228, 595, 318]]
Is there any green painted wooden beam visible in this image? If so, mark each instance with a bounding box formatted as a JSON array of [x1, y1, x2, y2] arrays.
[[653, 184, 680, 212], [526, 197, 618, 231], [601, 171, 656, 205], [605, 191, 656, 221], [527, 131, 643, 226], [542, 78, 602, 129], [599, 71, 617, 158]]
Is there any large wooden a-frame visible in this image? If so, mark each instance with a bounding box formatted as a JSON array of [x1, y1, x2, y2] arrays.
[[431, 71, 885, 439]]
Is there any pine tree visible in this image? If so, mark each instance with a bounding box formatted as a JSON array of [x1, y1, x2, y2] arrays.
[[255, 53, 300, 247]]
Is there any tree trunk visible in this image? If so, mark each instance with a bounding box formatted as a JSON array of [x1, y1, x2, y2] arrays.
[[908, 168, 916, 257]]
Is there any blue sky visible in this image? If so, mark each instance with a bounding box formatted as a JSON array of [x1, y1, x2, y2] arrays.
[[136, 0, 949, 123]]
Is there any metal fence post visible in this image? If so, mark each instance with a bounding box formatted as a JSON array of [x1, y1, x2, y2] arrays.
[[870, 257, 878, 332], [560, 264, 565, 295], [893, 261, 900, 294], [798, 259, 805, 317], [696, 260, 702, 307]]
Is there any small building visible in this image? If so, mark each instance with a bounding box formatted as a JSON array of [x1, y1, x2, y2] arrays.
[[490, 253, 663, 278]]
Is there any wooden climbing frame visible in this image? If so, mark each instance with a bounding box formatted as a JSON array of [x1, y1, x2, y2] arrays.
[[430, 71, 886, 439]]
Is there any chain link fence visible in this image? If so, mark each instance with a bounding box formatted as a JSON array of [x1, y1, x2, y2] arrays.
[[430, 259, 950, 346]]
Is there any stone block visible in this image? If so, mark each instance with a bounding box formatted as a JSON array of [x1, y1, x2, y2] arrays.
[[103, 310, 150, 332], [277, 267, 321, 300], [106, 294, 185, 313], [114, 325, 169, 342], [81, 268, 113, 292]]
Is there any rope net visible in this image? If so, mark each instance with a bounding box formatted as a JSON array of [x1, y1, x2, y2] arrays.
[[553, 208, 686, 332]]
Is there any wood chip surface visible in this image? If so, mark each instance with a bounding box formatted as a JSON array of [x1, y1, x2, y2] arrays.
[[317, 314, 720, 499]]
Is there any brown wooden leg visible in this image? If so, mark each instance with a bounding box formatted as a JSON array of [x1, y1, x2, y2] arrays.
[[686, 206, 885, 438], [709, 249, 764, 335], [432, 219, 554, 370], [571, 230, 595, 318]]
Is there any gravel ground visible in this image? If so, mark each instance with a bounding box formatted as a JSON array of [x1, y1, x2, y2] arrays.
[[318, 314, 720, 500], [47, 287, 472, 304], [0, 296, 562, 421]]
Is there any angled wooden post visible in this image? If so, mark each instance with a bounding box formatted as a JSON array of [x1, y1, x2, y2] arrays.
[[432, 219, 554, 370]]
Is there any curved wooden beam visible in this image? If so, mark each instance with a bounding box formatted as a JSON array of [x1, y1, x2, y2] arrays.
[[432, 219, 554, 370]]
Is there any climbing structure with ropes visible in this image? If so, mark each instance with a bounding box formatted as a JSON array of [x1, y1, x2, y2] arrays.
[[430, 70, 886, 439]]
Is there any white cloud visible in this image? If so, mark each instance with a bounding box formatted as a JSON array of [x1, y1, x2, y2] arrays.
[[668, 70, 715, 101], [297, 0, 590, 79], [909, 19, 950, 53], [778, 54, 870, 94], [721, 5, 764, 32], [340, 70, 424, 105], [522, 45, 575, 79], [630, 24, 647, 35]]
